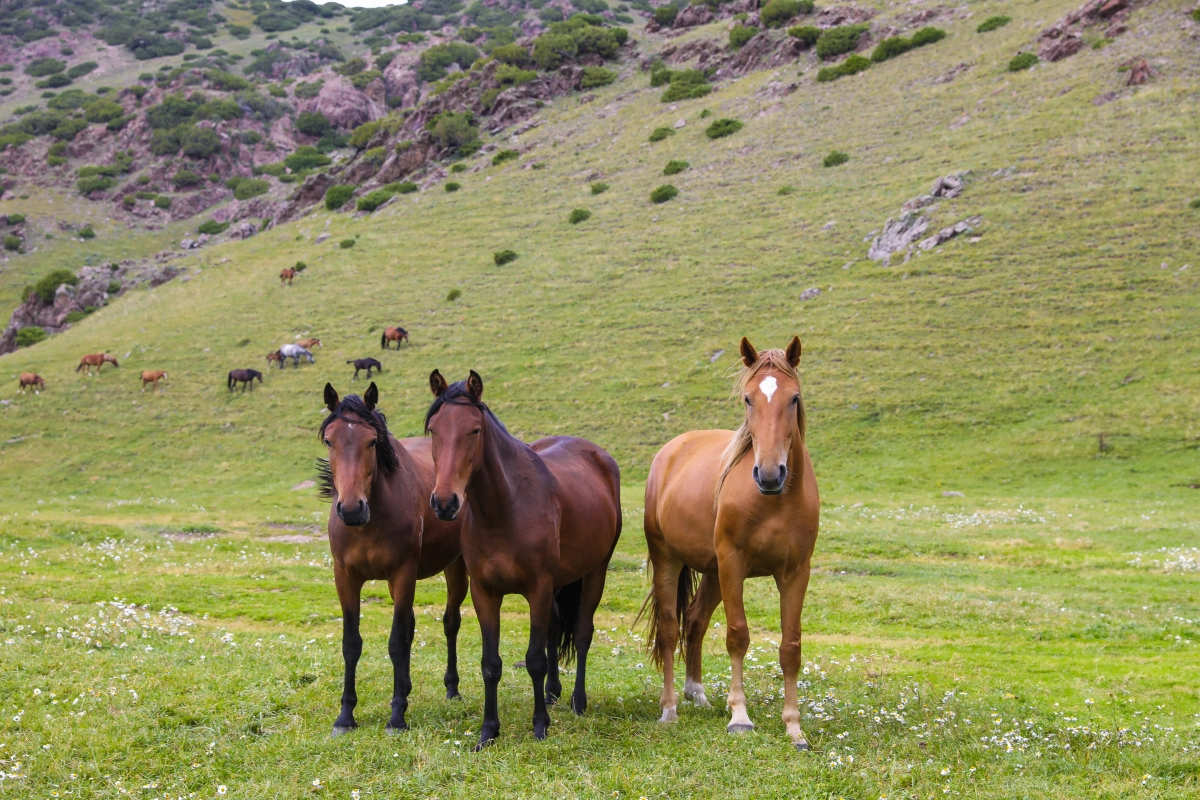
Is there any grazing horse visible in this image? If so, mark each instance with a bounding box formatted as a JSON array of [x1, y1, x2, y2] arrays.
[[347, 358, 382, 380], [380, 327, 408, 350], [140, 370, 168, 392], [18, 373, 45, 394], [297, 338, 323, 350], [280, 267, 297, 286], [641, 337, 819, 750], [319, 382, 468, 735], [426, 370, 622, 750], [266, 351, 283, 368], [75, 353, 119, 375], [278, 344, 314, 369], [227, 369, 263, 392]]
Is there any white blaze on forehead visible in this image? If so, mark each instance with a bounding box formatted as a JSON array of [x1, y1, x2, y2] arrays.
[[759, 375, 778, 403]]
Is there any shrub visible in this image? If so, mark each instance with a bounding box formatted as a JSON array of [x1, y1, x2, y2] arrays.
[[447, 288, 462, 301], [295, 261, 307, 272], [663, 159, 689, 176], [705, 118, 743, 139], [77, 175, 116, 194], [1008, 52, 1039, 71], [492, 43, 530, 66], [911, 27, 946, 47], [15, 327, 47, 348], [285, 146, 333, 171], [296, 111, 332, 137], [450, 163, 467, 174], [492, 149, 520, 166], [233, 178, 269, 200], [650, 184, 678, 203], [182, 127, 222, 158], [154, 195, 172, 209], [977, 15, 1011, 33], [778, 185, 796, 195], [872, 37, 912, 63], [51, 118, 87, 140], [339, 238, 356, 249], [445, 181, 461, 192], [581, 66, 618, 89], [817, 54, 872, 82], [387, 181, 418, 194], [78, 225, 95, 239], [568, 208, 591, 224], [760, 0, 800, 28], [198, 220, 230, 235], [533, 34, 577, 71], [653, 5, 678, 25], [357, 189, 395, 212], [295, 80, 324, 99], [649, 127, 674, 142], [240, 131, 263, 145], [729, 25, 757, 49], [107, 280, 121, 294], [7, 213, 25, 225], [1190, 197, 1200, 209], [4, 235, 22, 252], [660, 69, 711, 102], [325, 184, 355, 210], [198, 99, 243, 121], [228, 24, 252, 39], [84, 100, 125, 123], [823, 150, 849, 167], [494, 249, 518, 266], [427, 111, 479, 154], [67, 62, 98, 79], [25, 58, 66, 77], [816, 24, 869, 59], [417, 42, 480, 82], [65, 309, 89, 323], [122, 194, 137, 207], [173, 170, 203, 188], [591, 182, 609, 195], [33, 269, 77, 302]]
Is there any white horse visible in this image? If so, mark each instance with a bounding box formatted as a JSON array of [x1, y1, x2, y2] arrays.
[[278, 344, 315, 369]]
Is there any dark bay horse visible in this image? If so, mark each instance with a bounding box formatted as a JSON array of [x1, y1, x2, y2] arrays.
[[348, 358, 382, 380], [320, 382, 468, 735], [425, 370, 621, 749], [641, 337, 819, 750], [227, 369, 263, 391], [380, 326, 408, 349], [76, 353, 118, 375]]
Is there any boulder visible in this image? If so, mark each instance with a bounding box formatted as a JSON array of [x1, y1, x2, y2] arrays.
[[1125, 58, 1154, 86], [1039, 31, 1084, 62], [383, 59, 421, 109], [674, 5, 715, 27], [868, 213, 928, 264], [814, 5, 876, 28], [303, 74, 387, 131], [727, 32, 806, 76]]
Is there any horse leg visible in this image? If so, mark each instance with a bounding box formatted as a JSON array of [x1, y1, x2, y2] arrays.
[[683, 573, 723, 709], [569, 568, 606, 716], [442, 557, 468, 700], [332, 565, 364, 736], [386, 565, 418, 733], [717, 554, 754, 733], [472, 582, 504, 750], [544, 598, 562, 706], [650, 549, 684, 723], [776, 563, 812, 750], [525, 580, 554, 740]]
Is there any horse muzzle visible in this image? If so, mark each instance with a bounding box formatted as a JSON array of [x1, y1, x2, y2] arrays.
[[753, 464, 787, 495], [336, 499, 371, 526], [430, 492, 461, 521]]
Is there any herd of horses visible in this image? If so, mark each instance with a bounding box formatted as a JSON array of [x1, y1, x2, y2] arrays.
[[19, 356, 164, 394], [320, 336, 818, 752]]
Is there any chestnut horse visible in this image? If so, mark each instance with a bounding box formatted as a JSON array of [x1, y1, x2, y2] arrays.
[[141, 370, 168, 391], [280, 267, 297, 286], [227, 369, 263, 392], [319, 382, 468, 734], [75, 353, 118, 375], [266, 351, 283, 368], [297, 338, 323, 350], [641, 337, 819, 750], [425, 370, 621, 749], [18, 373, 45, 394], [380, 326, 408, 349]]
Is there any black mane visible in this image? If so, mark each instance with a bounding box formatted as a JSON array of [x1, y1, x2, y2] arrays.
[[317, 393, 399, 500], [423, 381, 509, 436]]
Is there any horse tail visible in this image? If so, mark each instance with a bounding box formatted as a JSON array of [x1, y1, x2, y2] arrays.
[[346, 360, 354, 365], [75, 361, 83, 372], [637, 563, 697, 669], [554, 579, 584, 666], [380, 332, 387, 349], [227, 372, 234, 390]]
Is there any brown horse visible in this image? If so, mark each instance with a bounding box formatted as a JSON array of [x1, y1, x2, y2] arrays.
[[426, 370, 622, 749], [380, 326, 408, 350], [75, 353, 119, 375], [18, 373, 45, 394], [280, 267, 297, 286], [320, 382, 468, 735], [266, 351, 283, 368], [297, 338, 322, 350], [141, 370, 168, 392], [641, 337, 819, 750], [227, 369, 263, 392]]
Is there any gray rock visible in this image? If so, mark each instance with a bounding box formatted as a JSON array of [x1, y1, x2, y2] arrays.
[[799, 288, 822, 300]]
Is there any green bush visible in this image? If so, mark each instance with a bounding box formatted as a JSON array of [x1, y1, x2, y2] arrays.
[[198, 99, 243, 121], [173, 170, 203, 188], [182, 127, 222, 158], [591, 182, 609, 195], [67, 62, 98, 79], [233, 178, 269, 200], [817, 54, 872, 82], [777, 185, 796, 195], [25, 58, 66, 77], [495, 64, 537, 87], [445, 181, 461, 192], [568, 208, 591, 224], [107, 280, 121, 294], [911, 27, 946, 47], [15, 327, 47, 347], [653, 5, 678, 25], [494, 249, 518, 266], [446, 288, 462, 301], [295, 80, 324, 99], [1008, 52, 1039, 71], [197, 220, 230, 235], [660, 69, 711, 103], [581, 66, 618, 89], [78, 224, 95, 239], [450, 163, 467, 174], [7, 213, 25, 225], [650, 184, 678, 203], [84, 100, 125, 123], [65, 309, 89, 323], [51, 118, 87, 140], [976, 15, 1011, 33], [492, 149, 520, 166], [705, 118, 743, 139], [649, 127, 674, 143], [285, 146, 333, 171], [296, 111, 332, 137], [228, 24, 252, 39], [77, 175, 116, 194], [339, 238, 356, 249], [154, 195, 172, 209], [816, 24, 869, 59], [823, 150, 849, 167], [294, 261, 307, 272], [729, 25, 757, 49], [533, 33, 577, 71], [427, 111, 480, 155], [325, 184, 355, 210], [33, 269, 77, 302], [493, 43, 530, 66], [417, 42, 480, 82], [122, 194, 137, 207], [663, 159, 689, 176], [356, 189, 395, 212], [760, 0, 801, 28], [386, 181, 418, 194], [3, 235, 21, 252], [872, 37, 912, 63]]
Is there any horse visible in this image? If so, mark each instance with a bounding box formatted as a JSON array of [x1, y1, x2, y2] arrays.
[[227, 369, 263, 392], [640, 336, 819, 750], [297, 338, 323, 350], [319, 382, 469, 735], [266, 351, 283, 368], [278, 344, 314, 369], [425, 370, 622, 750], [140, 370, 168, 392], [75, 353, 118, 375], [347, 358, 382, 380], [280, 267, 297, 287], [18, 373, 45, 394], [380, 327, 409, 350]]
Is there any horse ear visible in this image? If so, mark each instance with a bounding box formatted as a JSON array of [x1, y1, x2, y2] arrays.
[[429, 369, 448, 397], [324, 383, 339, 412], [467, 370, 484, 400], [785, 335, 802, 367], [740, 337, 758, 367], [364, 382, 378, 411]]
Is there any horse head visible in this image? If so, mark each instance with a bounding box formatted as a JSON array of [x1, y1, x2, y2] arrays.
[[319, 382, 397, 526], [425, 369, 489, 521]]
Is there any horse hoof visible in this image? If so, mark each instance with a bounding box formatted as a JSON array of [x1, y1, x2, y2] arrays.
[[794, 738, 811, 752], [331, 725, 356, 737], [385, 723, 408, 734], [727, 723, 755, 734], [546, 692, 560, 706], [658, 707, 678, 724], [691, 694, 712, 709], [445, 690, 462, 701], [473, 736, 495, 753]]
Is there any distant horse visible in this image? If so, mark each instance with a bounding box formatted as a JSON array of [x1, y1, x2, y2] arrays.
[[266, 351, 283, 368], [320, 382, 468, 735], [140, 370, 168, 392], [18, 373, 45, 394], [640, 337, 819, 750], [380, 327, 408, 350], [278, 344, 314, 369], [347, 358, 382, 380], [76, 353, 119, 375], [228, 369, 263, 392], [426, 370, 622, 749], [297, 338, 323, 350], [280, 267, 297, 287]]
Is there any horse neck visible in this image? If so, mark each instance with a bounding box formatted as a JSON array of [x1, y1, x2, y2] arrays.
[[466, 413, 528, 526]]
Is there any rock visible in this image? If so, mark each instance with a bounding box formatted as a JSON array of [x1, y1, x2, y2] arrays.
[[292, 172, 334, 206], [1092, 91, 1118, 106], [949, 114, 971, 130], [1125, 58, 1154, 86], [303, 74, 387, 131], [727, 32, 806, 76], [1037, 0, 1139, 63], [660, 38, 725, 67], [383, 58, 421, 109], [1039, 31, 1083, 62], [799, 288, 821, 300], [916, 216, 982, 250], [674, 5, 714, 27], [942, 491, 965, 497], [673, 119, 687, 129], [228, 221, 258, 240], [180, 238, 195, 249], [933, 63, 973, 84], [814, 5, 876, 28], [315, 233, 331, 244], [868, 212, 928, 264]]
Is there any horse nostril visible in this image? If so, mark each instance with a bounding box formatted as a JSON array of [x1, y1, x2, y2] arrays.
[[778, 465, 787, 482], [752, 465, 760, 483]]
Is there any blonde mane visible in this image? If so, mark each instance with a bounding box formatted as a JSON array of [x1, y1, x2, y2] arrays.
[[714, 349, 807, 511]]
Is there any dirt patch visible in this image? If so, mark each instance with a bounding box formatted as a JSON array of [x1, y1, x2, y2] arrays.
[[159, 530, 220, 541], [262, 523, 324, 543]]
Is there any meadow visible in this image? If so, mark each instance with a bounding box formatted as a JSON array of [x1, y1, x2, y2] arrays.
[[1, 0, 1199, 795]]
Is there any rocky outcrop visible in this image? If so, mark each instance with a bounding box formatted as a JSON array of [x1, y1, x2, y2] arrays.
[[302, 75, 388, 130], [673, 5, 715, 28], [383, 57, 422, 109], [1125, 58, 1154, 86], [814, 5, 877, 27], [727, 32, 806, 76], [916, 216, 982, 251], [255, 41, 342, 80], [868, 173, 972, 265], [1038, 0, 1137, 62]]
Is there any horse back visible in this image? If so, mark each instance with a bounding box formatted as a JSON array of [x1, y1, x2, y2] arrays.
[[645, 430, 733, 573]]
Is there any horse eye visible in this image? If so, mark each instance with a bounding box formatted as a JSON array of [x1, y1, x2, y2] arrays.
[[791, 395, 799, 405], [743, 396, 751, 406], [471, 428, 481, 435], [323, 439, 331, 447], [368, 440, 378, 448]]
